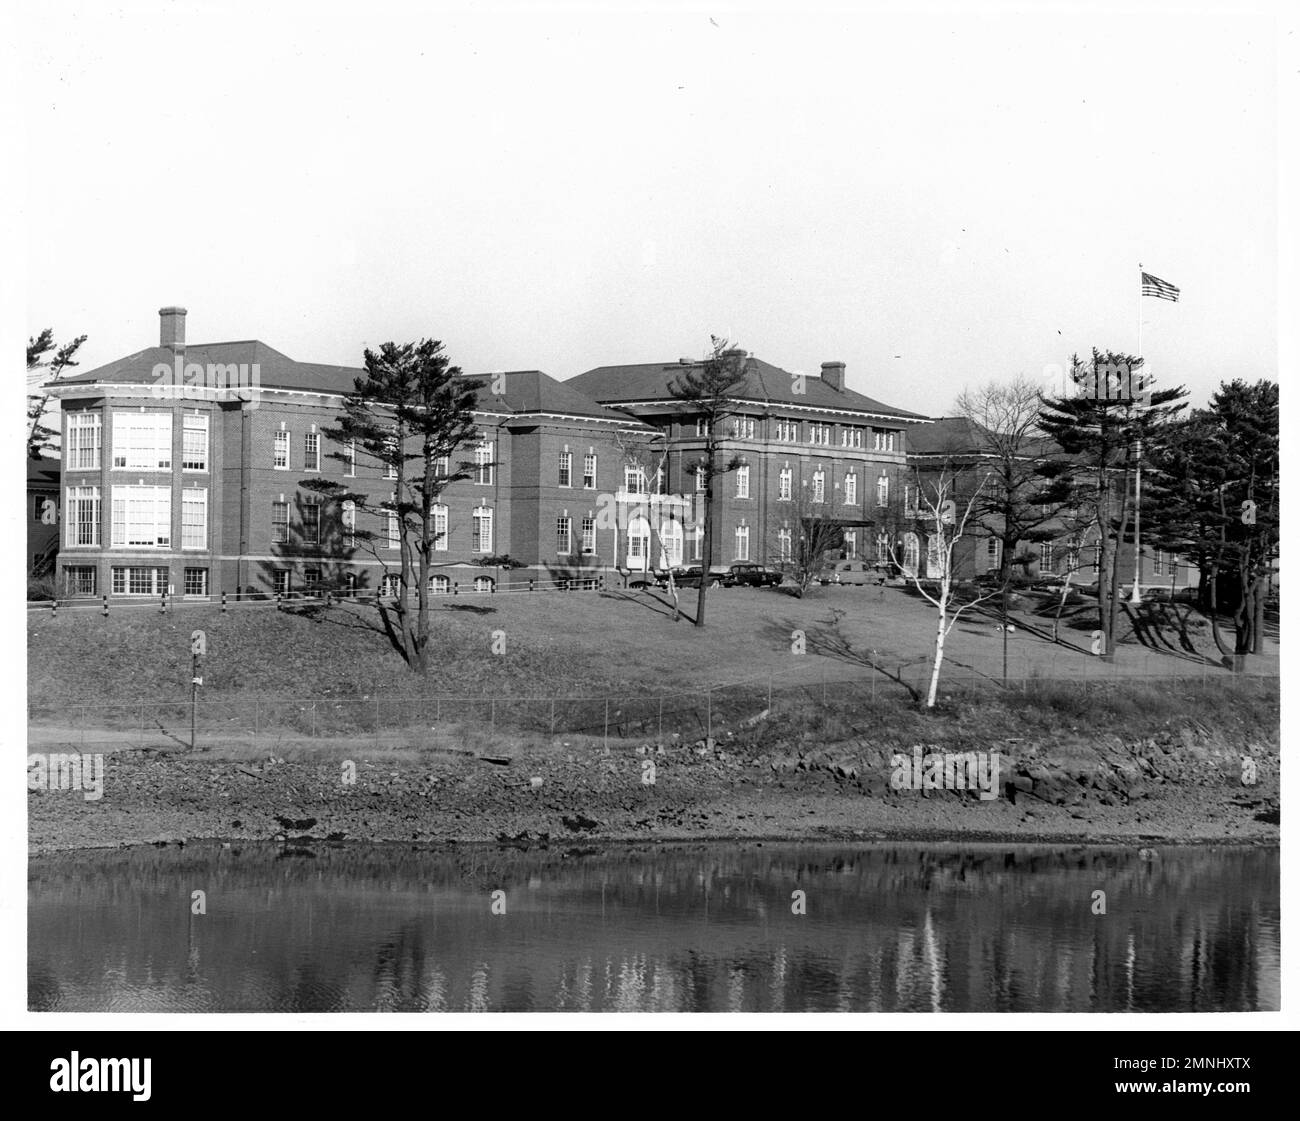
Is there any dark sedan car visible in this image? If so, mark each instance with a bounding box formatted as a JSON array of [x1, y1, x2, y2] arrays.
[[669, 565, 731, 588], [721, 563, 784, 588]]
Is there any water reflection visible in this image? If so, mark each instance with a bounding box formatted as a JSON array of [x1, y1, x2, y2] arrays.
[[29, 842, 1278, 1013]]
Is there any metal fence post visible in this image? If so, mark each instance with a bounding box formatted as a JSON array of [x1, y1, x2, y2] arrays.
[[102, 594, 109, 617], [706, 688, 712, 741], [221, 591, 228, 613], [604, 698, 609, 749]]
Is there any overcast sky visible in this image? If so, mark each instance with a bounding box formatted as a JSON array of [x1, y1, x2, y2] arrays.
[[22, 1, 1281, 414]]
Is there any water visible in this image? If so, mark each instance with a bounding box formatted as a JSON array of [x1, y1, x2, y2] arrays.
[[29, 842, 1278, 1013]]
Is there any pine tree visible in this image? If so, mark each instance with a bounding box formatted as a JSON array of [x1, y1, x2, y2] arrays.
[[27, 328, 87, 457]]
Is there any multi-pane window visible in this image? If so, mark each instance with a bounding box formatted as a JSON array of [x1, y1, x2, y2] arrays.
[[472, 506, 493, 553], [779, 468, 792, 501], [778, 527, 792, 561], [182, 414, 208, 471], [66, 412, 102, 470], [304, 431, 320, 471], [342, 501, 356, 548], [473, 576, 494, 594], [695, 418, 711, 438], [986, 537, 1002, 571], [1152, 548, 1164, 575], [692, 528, 702, 561], [872, 429, 897, 452], [556, 515, 572, 554], [434, 454, 451, 479], [386, 510, 400, 549], [776, 419, 799, 442], [844, 530, 857, 559], [183, 568, 208, 597], [272, 500, 290, 543], [344, 440, 356, 477], [272, 570, 291, 597], [474, 441, 494, 485], [841, 426, 864, 449], [623, 465, 645, 493], [181, 488, 208, 549], [904, 485, 917, 517], [65, 486, 100, 547], [735, 525, 750, 562], [731, 416, 755, 439], [273, 430, 290, 469], [429, 574, 451, 595], [433, 504, 448, 551], [695, 466, 706, 492], [812, 470, 825, 503], [64, 566, 96, 595], [111, 566, 170, 596], [808, 422, 831, 446], [381, 573, 402, 597], [558, 451, 572, 487], [736, 465, 750, 499], [583, 454, 596, 489], [1040, 542, 1054, 571], [876, 475, 889, 507], [111, 486, 171, 547], [876, 533, 890, 564], [581, 516, 596, 555], [383, 435, 399, 479], [301, 500, 320, 545], [112, 412, 171, 469], [844, 472, 857, 505]]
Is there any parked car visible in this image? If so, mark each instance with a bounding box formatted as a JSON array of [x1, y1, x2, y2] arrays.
[[721, 563, 784, 588], [820, 560, 886, 587], [670, 565, 730, 589]]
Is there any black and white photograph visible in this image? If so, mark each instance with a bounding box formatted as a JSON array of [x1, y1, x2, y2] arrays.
[[6, 0, 1297, 1070]]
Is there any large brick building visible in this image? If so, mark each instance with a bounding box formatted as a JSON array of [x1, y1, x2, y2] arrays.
[[566, 356, 927, 572], [46, 308, 654, 598]]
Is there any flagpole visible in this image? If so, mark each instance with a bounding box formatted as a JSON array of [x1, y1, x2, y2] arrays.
[[1130, 263, 1143, 604]]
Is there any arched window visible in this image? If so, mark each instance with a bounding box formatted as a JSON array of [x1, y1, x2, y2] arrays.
[[473, 575, 495, 594], [429, 573, 451, 595], [926, 533, 946, 578], [627, 514, 651, 571]]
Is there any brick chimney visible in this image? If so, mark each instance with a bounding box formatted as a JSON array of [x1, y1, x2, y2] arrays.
[[821, 361, 845, 392], [159, 306, 187, 354]]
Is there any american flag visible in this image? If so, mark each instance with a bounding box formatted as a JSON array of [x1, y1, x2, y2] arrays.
[[1141, 271, 1180, 301]]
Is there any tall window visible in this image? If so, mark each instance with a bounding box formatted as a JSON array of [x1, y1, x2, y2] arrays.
[[112, 412, 171, 469], [111, 486, 171, 547], [1040, 542, 1054, 571], [695, 466, 706, 493], [776, 418, 798, 442], [558, 450, 572, 487], [556, 516, 572, 554], [876, 475, 889, 507], [304, 431, 320, 471], [778, 527, 792, 561], [694, 418, 710, 437], [779, 467, 792, 501], [876, 532, 890, 564], [812, 470, 825, 503], [809, 422, 831, 446], [844, 472, 857, 505], [474, 440, 494, 485], [66, 412, 102, 470], [872, 429, 897, 452], [181, 488, 208, 549], [344, 439, 356, 477], [386, 509, 400, 549], [623, 465, 645, 493], [583, 453, 596, 489], [472, 506, 493, 552], [433, 504, 448, 551], [182, 414, 208, 471], [735, 525, 750, 561], [271, 500, 290, 543], [735, 465, 750, 498], [904, 485, 917, 517], [731, 416, 755, 439], [383, 434, 398, 480], [928, 534, 946, 578], [1152, 548, 1164, 575], [658, 518, 681, 566], [342, 500, 356, 548], [986, 537, 1002, 571], [272, 570, 291, 596], [302, 500, 320, 545], [844, 530, 857, 559], [65, 486, 100, 547], [841, 426, 864, 449], [581, 516, 596, 555], [273, 430, 290, 469], [902, 532, 920, 576]]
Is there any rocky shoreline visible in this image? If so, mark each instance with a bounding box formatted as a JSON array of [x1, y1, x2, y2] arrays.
[[29, 723, 1279, 854]]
